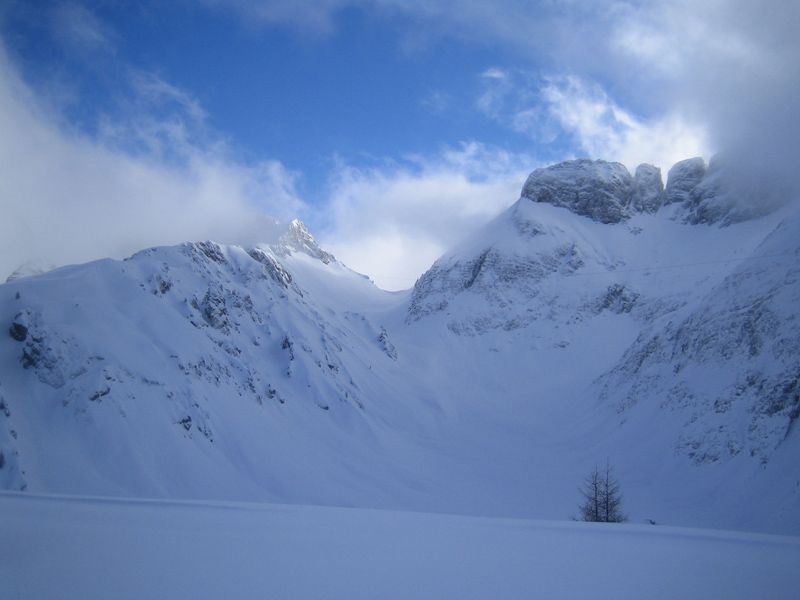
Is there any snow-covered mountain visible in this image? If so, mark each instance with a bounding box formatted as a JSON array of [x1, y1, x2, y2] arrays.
[[2, 158, 798, 534]]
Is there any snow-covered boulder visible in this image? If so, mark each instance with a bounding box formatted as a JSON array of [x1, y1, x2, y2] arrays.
[[520, 159, 633, 224], [631, 163, 664, 213]]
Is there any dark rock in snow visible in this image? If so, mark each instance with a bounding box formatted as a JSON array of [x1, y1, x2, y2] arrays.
[[664, 156, 781, 226], [680, 157, 777, 226], [664, 157, 706, 206], [157, 278, 172, 294], [377, 328, 397, 360], [247, 248, 295, 289], [194, 241, 227, 264], [596, 284, 639, 314], [281, 335, 295, 361], [521, 159, 633, 224], [9, 321, 27, 342], [631, 164, 664, 213], [198, 286, 231, 332], [89, 387, 111, 402]]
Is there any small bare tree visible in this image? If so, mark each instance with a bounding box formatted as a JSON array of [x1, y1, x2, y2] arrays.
[[578, 462, 626, 523]]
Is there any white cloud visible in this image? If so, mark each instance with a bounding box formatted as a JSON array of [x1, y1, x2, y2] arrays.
[[541, 76, 709, 172], [476, 68, 546, 137], [94, 70, 216, 162], [0, 42, 304, 281], [476, 68, 511, 118], [608, 0, 800, 192], [476, 68, 709, 172], [213, 0, 800, 193], [610, 1, 767, 79], [49, 2, 117, 54], [319, 143, 534, 290], [5, 0, 798, 289], [480, 68, 507, 81], [202, 0, 351, 34], [127, 71, 208, 124], [420, 90, 451, 114]]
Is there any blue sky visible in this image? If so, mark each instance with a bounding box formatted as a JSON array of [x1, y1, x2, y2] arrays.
[[3, 2, 559, 189], [1, 1, 797, 288]]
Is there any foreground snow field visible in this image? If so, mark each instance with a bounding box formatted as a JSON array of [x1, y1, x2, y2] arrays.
[[3, 493, 799, 600]]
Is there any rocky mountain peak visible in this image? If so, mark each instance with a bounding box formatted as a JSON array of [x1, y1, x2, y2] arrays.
[[663, 156, 782, 225], [273, 219, 335, 264], [520, 159, 669, 224], [521, 159, 633, 224], [631, 164, 664, 213], [664, 157, 707, 206], [522, 156, 779, 226]]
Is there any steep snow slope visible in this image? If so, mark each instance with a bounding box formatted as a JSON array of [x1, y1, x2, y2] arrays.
[[600, 216, 800, 463], [400, 188, 799, 532], [1, 159, 799, 534], [0, 228, 428, 506]]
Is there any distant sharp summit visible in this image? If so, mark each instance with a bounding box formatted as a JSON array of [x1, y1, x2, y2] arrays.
[[273, 219, 336, 264], [1, 157, 798, 534]]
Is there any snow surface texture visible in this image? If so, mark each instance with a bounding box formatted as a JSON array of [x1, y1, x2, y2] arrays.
[[1, 158, 799, 535], [3, 493, 799, 600]]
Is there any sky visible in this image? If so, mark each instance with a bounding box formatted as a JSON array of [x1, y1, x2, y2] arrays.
[[0, 1, 798, 289]]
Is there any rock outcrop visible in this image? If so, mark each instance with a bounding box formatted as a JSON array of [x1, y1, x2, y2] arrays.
[[521, 159, 633, 224], [521, 159, 669, 223], [664, 156, 780, 225], [631, 164, 664, 213], [273, 219, 335, 264], [663, 157, 707, 206]]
